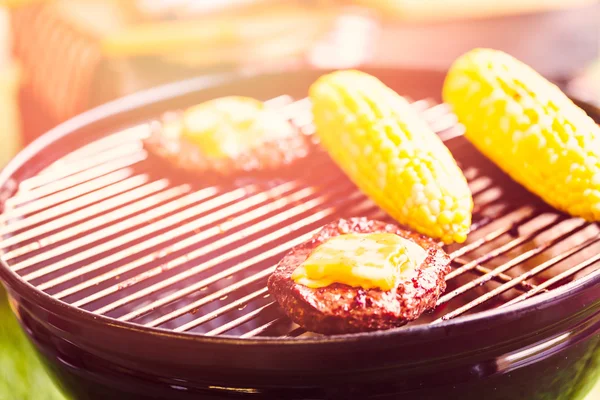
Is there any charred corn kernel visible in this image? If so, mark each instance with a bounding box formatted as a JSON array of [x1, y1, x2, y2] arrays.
[[309, 70, 473, 244], [443, 48, 600, 221], [182, 96, 294, 158]]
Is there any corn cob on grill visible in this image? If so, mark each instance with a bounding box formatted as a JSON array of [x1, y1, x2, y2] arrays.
[[309, 70, 473, 244], [443, 48, 600, 222]]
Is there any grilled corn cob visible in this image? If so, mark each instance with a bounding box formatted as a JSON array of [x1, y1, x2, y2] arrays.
[[309, 70, 473, 244], [443, 48, 600, 221]]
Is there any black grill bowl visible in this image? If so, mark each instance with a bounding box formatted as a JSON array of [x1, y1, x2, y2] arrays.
[[1, 68, 599, 400]]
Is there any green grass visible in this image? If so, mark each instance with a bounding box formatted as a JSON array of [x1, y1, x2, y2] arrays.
[[0, 289, 66, 400], [588, 379, 600, 399]]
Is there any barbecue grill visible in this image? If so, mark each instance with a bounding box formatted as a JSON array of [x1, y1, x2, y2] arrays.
[[0, 68, 599, 400]]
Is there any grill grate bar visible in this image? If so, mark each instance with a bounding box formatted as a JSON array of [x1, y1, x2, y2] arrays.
[[452, 257, 536, 291], [40, 124, 150, 175], [90, 190, 371, 315], [175, 287, 270, 332], [146, 267, 275, 327], [18, 141, 145, 192], [448, 206, 538, 260], [467, 176, 494, 197], [475, 179, 497, 198], [0, 169, 136, 224], [278, 97, 310, 116], [437, 219, 589, 314], [423, 110, 459, 134], [28, 183, 244, 286], [115, 256, 279, 323], [410, 100, 462, 138], [115, 202, 378, 323], [503, 252, 600, 307], [240, 318, 284, 338], [467, 203, 517, 232], [205, 302, 277, 336], [46, 181, 309, 296], [114, 180, 350, 321], [409, 98, 432, 111], [15, 183, 202, 276], [0, 170, 143, 234], [263, 94, 294, 108], [445, 215, 563, 282], [428, 188, 526, 251], [124, 205, 382, 324], [6, 152, 147, 208], [444, 234, 600, 319], [468, 200, 527, 235], [45, 162, 334, 295], [420, 102, 449, 119], [1, 176, 164, 253]]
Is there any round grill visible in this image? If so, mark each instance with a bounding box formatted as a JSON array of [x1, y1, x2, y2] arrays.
[[1, 69, 599, 341]]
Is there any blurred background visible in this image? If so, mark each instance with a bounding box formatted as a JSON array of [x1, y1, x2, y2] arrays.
[[0, 0, 598, 399]]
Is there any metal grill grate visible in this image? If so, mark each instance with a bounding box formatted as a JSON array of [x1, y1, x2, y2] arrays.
[[1, 95, 599, 339]]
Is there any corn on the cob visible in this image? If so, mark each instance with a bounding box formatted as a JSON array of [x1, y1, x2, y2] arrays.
[[443, 48, 600, 221], [309, 70, 473, 244]]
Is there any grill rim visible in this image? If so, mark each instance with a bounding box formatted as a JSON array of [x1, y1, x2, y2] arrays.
[[1, 66, 599, 347]]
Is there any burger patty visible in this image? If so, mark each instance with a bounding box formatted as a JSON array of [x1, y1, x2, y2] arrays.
[[144, 111, 311, 176], [267, 217, 451, 334]]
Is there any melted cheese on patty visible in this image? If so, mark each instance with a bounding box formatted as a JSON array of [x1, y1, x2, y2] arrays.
[[292, 233, 427, 291]]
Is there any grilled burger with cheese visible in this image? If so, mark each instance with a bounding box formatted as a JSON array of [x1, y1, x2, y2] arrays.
[[268, 217, 451, 334], [145, 96, 311, 176]]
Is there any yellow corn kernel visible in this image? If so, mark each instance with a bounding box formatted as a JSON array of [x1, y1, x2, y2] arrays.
[[309, 70, 473, 244], [443, 48, 600, 221]]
